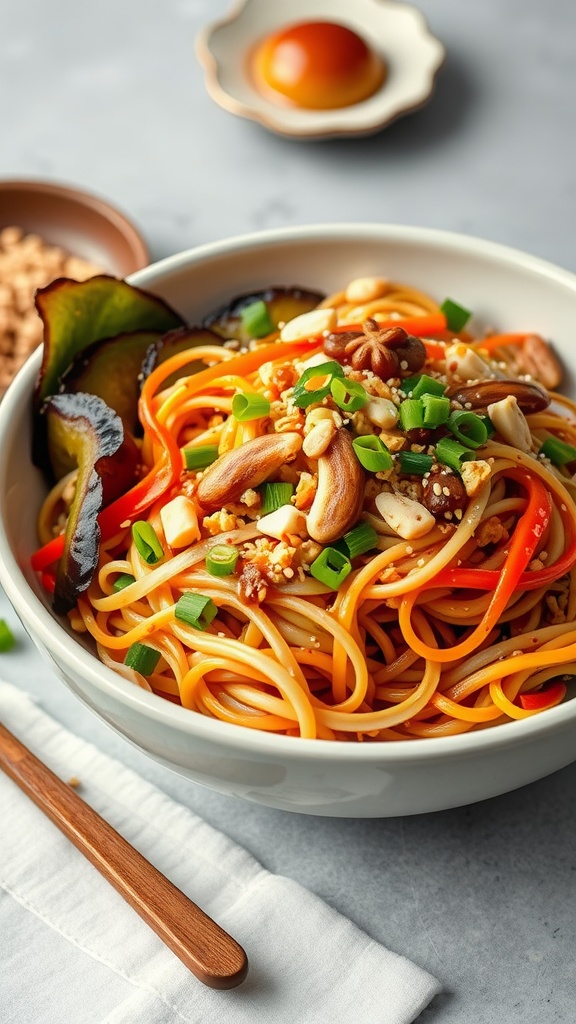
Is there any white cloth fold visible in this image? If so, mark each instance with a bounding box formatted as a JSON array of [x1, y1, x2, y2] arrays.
[[0, 681, 440, 1023]]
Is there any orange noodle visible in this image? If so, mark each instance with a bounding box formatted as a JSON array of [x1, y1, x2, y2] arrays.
[[36, 276, 576, 740]]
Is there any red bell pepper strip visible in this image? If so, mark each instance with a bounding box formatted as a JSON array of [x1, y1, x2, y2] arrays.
[[434, 472, 576, 593], [30, 534, 66, 572], [518, 681, 566, 711], [400, 468, 553, 663]]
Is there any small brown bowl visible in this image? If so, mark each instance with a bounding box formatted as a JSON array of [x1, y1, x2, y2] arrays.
[[0, 179, 149, 276]]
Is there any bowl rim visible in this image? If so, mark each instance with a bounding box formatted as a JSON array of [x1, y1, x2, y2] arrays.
[[2, 220, 576, 764], [0, 177, 150, 272]]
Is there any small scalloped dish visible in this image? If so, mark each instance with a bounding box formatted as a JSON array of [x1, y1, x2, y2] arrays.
[[196, 0, 445, 140]]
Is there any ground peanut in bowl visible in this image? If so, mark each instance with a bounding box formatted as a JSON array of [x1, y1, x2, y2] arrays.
[[0, 225, 102, 396]]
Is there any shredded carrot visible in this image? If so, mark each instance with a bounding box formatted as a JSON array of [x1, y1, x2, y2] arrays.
[[473, 332, 530, 353], [330, 313, 448, 338]]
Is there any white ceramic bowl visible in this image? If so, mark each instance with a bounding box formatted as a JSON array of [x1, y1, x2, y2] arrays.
[[2, 223, 576, 818]]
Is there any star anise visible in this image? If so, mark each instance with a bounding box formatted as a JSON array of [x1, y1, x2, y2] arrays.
[[323, 319, 427, 380]]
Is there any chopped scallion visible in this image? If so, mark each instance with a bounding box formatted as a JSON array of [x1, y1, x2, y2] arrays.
[[240, 299, 275, 339], [330, 377, 368, 412], [440, 298, 472, 333], [0, 619, 15, 652], [399, 374, 421, 396], [337, 522, 379, 559], [113, 573, 136, 592], [399, 398, 424, 432], [293, 361, 344, 409], [232, 392, 271, 421], [310, 547, 352, 590], [183, 444, 220, 471], [410, 374, 446, 400], [435, 436, 476, 473], [175, 592, 218, 630], [206, 544, 238, 577], [539, 437, 576, 465], [421, 394, 451, 428], [352, 435, 394, 472], [124, 642, 161, 675], [132, 521, 164, 564], [398, 451, 434, 476], [448, 410, 488, 449], [261, 481, 294, 515]]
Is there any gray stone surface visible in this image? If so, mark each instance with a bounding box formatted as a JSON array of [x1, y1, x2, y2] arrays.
[[2, 2, 576, 1020]]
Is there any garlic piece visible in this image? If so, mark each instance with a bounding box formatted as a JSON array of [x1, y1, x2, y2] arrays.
[[257, 505, 308, 541], [445, 342, 503, 382], [160, 495, 200, 548], [460, 459, 492, 498], [365, 396, 399, 430], [375, 491, 435, 540], [487, 395, 532, 453], [280, 307, 337, 343]]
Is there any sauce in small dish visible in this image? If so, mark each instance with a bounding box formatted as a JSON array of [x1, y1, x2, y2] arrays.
[[251, 20, 387, 111], [196, 0, 445, 140]]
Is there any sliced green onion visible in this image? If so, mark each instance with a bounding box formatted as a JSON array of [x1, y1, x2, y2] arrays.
[[410, 374, 446, 400], [441, 298, 472, 332], [448, 410, 488, 449], [399, 398, 424, 432], [113, 573, 136, 592], [337, 522, 379, 559], [293, 361, 344, 409], [0, 619, 15, 652], [132, 521, 164, 564], [435, 436, 476, 473], [240, 299, 275, 339], [330, 377, 368, 412], [175, 592, 218, 630], [206, 544, 238, 577], [481, 415, 495, 438], [399, 373, 421, 396], [352, 435, 394, 472], [398, 451, 434, 476], [421, 394, 451, 428], [183, 444, 219, 470], [124, 642, 161, 675], [232, 392, 271, 421], [261, 481, 294, 515], [539, 437, 576, 465], [310, 547, 352, 590]]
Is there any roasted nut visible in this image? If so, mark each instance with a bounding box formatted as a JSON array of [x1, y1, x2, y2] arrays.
[[302, 418, 337, 459], [445, 378, 550, 414], [344, 276, 389, 303], [196, 432, 302, 510], [306, 428, 365, 543], [422, 466, 467, 518], [280, 307, 336, 343], [514, 334, 563, 391]]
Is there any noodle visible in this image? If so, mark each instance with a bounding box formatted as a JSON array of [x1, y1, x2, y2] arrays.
[[35, 276, 576, 740]]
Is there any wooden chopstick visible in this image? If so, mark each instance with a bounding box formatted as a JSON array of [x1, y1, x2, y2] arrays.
[[0, 720, 248, 989]]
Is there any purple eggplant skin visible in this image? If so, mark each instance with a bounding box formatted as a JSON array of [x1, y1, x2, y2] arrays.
[[201, 286, 325, 345], [45, 392, 140, 614]]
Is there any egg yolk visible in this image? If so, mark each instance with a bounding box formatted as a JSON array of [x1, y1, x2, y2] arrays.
[[252, 21, 387, 111]]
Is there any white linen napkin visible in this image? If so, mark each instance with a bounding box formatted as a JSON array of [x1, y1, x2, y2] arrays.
[[0, 681, 440, 1024]]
